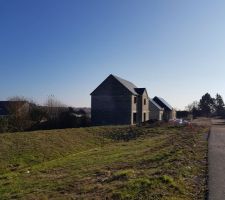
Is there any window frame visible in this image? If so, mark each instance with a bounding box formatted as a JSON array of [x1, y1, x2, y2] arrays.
[[144, 98, 146, 105], [134, 96, 137, 104]]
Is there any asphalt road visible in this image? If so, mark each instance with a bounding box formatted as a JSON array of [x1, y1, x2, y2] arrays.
[[208, 119, 225, 200]]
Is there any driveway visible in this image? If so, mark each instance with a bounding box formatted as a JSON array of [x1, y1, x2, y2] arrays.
[[208, 118, 225, 200]]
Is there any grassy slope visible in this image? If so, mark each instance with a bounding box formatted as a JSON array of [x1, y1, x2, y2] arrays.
[[0, 125, 208, 200]]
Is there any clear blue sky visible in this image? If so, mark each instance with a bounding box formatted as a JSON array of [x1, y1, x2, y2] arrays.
[[1, 0, 225, 109]]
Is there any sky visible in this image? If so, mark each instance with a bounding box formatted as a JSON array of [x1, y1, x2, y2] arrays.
[[1, 0, 225, 109]]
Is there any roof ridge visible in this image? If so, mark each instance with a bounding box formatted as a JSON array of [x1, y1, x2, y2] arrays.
[[112, 74, 137, 85], [111, 74, 138, 95]]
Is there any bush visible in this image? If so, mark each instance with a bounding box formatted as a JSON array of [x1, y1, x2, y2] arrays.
[[0, 117, 8, 133], [29, 106, 46, 122]]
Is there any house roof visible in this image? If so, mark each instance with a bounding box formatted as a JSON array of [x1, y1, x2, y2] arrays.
[[150, 99, 164, 110], [0, 101, 28, 116], [91, 74, 149, 96], [153, 97, 173, 111], [134, 88, 146, 95], [112, 75, 138, 95], [0, 101, 9, 116], [111, 75, 150, 96]]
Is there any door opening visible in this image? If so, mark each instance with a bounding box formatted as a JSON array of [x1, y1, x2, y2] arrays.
[[133, 113, 137, 124]]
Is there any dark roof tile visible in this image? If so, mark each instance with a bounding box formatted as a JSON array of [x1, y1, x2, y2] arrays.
[[112, 75, 138, 95], [153, 97, 173, 111], [134, 88, 146, 95], [150, 99, 164, 110]]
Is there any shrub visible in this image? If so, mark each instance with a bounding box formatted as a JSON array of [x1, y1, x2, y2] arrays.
[[0, 117, 8, 133]]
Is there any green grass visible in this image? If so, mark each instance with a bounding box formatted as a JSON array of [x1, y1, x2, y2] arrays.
[[0, 125, 208, 199]]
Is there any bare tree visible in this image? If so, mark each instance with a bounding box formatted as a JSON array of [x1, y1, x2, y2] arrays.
[[7, 96, 30, 131], [45, 95, 65, 120], [185, 101, 199, 112]]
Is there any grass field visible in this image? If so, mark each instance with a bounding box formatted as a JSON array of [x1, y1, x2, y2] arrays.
[[0, 124, 208, 200]]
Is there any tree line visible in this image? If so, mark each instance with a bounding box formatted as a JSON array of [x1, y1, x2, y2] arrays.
[[0, 96, 91, 133], [185, 93, 225, 118]]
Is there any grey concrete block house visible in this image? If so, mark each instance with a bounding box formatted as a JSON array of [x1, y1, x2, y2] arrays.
[[149, 99, 164, 121], [151, 97, 176, 121], [90, 74, 150, 125]]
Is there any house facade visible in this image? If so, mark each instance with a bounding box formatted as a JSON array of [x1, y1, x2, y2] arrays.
[[90, 74, 150, 125]]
